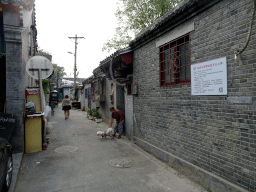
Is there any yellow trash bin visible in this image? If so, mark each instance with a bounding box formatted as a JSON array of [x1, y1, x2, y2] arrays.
[[25, 113, 43, 153]]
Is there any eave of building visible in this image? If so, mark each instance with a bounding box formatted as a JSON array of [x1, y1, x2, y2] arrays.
[[82, 75, 94, 85], [99, 52, 133, 84], [129, 0, 221, 50], [90, 46, 133, 84], [99, 46, 133, 69], [99, 50, 133, 74], [0, 0, 34, 11]]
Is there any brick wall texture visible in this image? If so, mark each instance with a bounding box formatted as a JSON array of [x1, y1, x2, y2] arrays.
[[4, 8, 34, 153], [133, 0, 256, 191]]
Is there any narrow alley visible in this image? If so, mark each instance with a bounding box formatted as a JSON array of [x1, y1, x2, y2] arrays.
[[14, 107, 206, 192]]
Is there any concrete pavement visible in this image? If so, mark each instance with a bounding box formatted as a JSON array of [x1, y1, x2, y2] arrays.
[[14, 106, 207, 192]]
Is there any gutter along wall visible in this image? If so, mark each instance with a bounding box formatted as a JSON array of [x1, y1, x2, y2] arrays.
[[131, 0, 256, 191]]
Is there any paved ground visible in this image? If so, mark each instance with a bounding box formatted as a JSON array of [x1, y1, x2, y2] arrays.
[[14, 106, 207, 192]]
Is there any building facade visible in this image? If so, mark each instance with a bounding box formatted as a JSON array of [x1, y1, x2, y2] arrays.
[[91, 48, 134, 136], [81, 75, 93, 110], [130, 0, 256, 191], [1, 0, 37, 152]]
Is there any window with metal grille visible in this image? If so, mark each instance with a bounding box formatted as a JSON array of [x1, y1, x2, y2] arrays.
[[131, 83, 138, 95], [160, 33, 191, 86]]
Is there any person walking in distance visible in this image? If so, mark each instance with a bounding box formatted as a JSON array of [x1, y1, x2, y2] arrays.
[[62, 95, 71, 120], [110, 107, 125, 139]]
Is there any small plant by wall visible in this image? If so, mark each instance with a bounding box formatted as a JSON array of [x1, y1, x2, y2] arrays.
[[86, 109, 93, 116], [92, 109, 100, 119]]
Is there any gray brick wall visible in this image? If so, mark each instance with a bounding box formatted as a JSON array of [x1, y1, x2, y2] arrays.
[[133, 0, 256, 191], [4, 7, 34, 153], [5, 40, 25, 153]]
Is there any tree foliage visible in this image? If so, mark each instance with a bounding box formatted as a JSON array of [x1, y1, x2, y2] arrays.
[[47, 64, 66, 88], [102, 0, 183, 52], [42, 79, 49, 95]]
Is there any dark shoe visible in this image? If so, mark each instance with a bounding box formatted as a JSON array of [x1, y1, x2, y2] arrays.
[[65, 117, 67, 120], [112, 134, 116, 138], [117, 135, 121, 139]]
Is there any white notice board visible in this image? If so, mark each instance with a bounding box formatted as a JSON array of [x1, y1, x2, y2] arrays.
[[191, 57, 227, 95]]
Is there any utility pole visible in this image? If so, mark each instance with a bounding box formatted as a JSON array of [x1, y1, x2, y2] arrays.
[[68, 34, 84, 99]]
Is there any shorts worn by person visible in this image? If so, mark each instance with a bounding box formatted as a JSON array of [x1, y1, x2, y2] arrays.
[[62, 95, 71, 120], [109, 107, 125, 139]]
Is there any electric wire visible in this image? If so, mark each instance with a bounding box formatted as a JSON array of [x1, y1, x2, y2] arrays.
[[236, 0, 256, 56]]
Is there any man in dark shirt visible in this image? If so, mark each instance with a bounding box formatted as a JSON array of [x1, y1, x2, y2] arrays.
[[110, 107, 125, 139]]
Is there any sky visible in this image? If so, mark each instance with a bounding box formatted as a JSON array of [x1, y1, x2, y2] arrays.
[[35, 0, 119, 79]]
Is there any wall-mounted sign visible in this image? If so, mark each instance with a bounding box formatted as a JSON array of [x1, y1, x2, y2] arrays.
[[191, 57, 227, 95]]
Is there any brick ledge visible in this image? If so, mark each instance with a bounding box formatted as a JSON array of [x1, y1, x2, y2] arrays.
[[134, 136, 248, 192]]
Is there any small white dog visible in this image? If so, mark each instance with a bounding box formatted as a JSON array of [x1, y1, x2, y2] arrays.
[[97, 128, 114, 139]]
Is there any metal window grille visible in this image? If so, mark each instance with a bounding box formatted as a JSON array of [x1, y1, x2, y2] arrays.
[[159, 33, 191, 87]]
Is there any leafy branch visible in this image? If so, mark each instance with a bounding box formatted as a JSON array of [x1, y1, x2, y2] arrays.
[[102, 0, 183, 52]]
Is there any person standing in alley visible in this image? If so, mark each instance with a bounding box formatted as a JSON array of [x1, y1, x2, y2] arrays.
[[109, 107, 125, 139], [62, 95, 71, 120]]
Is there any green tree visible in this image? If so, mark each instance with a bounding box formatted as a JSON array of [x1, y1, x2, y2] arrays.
[[47, 64, 66, 89], [102, 0, 183, 52], [42, 79, 49, 95]]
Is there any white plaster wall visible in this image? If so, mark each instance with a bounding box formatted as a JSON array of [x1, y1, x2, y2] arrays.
[[63, 88, 70, 98], [124, 87, 133, 140], [22, 7, 34, 87]]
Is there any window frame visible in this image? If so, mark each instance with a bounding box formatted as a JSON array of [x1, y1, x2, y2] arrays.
[[131, 83, 138, 95], [159, 33, 191, 87], [127, 84, 132, 95]]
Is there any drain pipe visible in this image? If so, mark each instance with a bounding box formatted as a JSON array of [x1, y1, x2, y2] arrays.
[[109, 57, 126, 86]]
